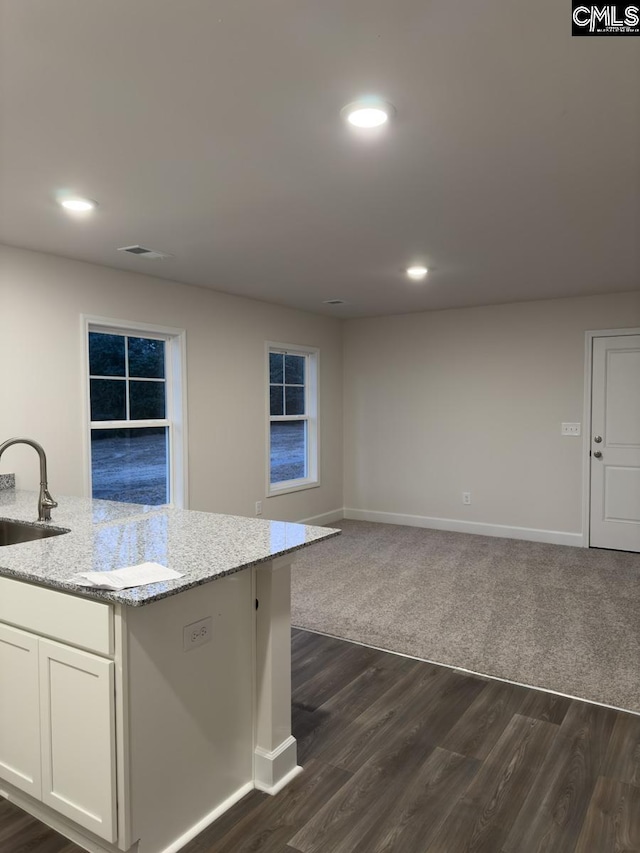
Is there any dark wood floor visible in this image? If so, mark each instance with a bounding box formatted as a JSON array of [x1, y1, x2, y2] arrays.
[[2, 628, 640, 853]]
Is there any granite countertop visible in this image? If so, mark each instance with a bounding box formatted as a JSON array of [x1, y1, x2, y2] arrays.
[[0, 488, 339, 606]]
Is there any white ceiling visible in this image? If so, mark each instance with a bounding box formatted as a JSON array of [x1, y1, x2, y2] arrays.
[[1, 0, 638, 318]]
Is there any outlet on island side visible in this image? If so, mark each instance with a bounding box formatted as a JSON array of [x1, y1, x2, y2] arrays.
[[183, 616, 212, 652], [463, 492, 471, 505], [255, 501, 262, 516]]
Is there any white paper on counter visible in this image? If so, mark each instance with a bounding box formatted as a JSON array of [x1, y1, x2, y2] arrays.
[[72, 562, 183, 590]]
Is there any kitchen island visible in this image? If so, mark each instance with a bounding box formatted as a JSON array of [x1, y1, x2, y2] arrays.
[[0, 486, 339, 853]]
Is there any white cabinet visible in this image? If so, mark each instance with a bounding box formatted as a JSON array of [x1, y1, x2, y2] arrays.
[[0, 623, 41, 799], [0, 583, 117, 845], [0, 561, 297, 853], [39, 639, 117, 843]]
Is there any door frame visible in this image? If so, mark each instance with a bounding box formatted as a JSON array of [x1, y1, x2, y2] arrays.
[[581, 327, 640, 547]]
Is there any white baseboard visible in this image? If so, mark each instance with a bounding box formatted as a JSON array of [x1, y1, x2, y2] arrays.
[[254, 735, 300, 794], [297, 507, 344, 526], [159, 782, 254, 853], [343, 508, 583, 547], [255, 764, 303, 796], [0, 777, 256, 853], [295, 506, 582, 547]]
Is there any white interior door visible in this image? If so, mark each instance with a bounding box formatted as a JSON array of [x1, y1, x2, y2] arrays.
[[590, 334, 640, 552]]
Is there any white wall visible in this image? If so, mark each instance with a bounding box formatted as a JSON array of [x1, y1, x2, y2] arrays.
[[343, 292, 640, 537], [0, 245, 343, 522], [3, 243, 637, 537]]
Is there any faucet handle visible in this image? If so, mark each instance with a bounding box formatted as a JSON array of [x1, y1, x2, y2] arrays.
[[41, 488, 58, 509], [38, 487, 58, 521]]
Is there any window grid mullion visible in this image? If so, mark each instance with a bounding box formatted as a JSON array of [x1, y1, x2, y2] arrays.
[[91, 419, 170, 429], [304, 353, 310, 473], [124, 335, 131, 421], [89, 375, 166, 383]]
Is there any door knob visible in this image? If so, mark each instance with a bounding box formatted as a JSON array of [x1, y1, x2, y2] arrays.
[[594, 435, 602, 443], [593, 450, 602, 458]]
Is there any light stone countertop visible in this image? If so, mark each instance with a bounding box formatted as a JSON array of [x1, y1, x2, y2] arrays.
[[0, 488, 339, 606]]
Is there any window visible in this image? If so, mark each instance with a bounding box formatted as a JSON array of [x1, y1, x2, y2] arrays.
[[267, 343, 319, 495], [85, 319, 187, 507]]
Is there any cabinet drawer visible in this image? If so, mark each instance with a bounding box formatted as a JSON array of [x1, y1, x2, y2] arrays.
[[0, 577, 113, 656]]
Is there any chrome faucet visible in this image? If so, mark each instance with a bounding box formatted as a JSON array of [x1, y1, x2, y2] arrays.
[[0, 438, 58, 521]]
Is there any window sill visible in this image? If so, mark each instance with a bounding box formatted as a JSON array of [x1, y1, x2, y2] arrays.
[[267, 478, 320, 498]]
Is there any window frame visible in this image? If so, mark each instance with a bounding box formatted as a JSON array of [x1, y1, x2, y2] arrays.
[[82, 315, 189, 509], [266, 341, 320, 498]]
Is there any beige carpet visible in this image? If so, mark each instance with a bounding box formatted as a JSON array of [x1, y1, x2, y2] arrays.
[[291, 520, 640, 713]]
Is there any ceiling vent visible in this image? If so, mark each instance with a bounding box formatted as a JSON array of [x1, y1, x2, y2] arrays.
[[117, 245, 173, 260], [323, 299, 346, 305]]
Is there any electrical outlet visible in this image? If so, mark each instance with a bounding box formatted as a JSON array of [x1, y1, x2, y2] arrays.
[[561, 423, 581, 436], [463, 492, 471, 505], [255, 501, 262, 516], [183, 617, 212, 652]]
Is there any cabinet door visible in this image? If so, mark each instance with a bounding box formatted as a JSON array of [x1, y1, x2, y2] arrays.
[[0, 623, 41, 798], [39, 639, 116, 843]]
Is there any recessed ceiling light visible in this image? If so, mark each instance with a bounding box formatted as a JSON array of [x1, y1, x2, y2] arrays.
[[341, 99, 394, 128], [406, 266, 428, 281], [59, 197, 97, 213]]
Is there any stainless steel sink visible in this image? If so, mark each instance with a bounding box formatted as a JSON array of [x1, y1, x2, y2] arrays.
[[0, 519, 69, 546]]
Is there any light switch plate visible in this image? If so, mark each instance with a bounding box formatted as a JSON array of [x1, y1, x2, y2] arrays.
[[561, 423, 581, 436]]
